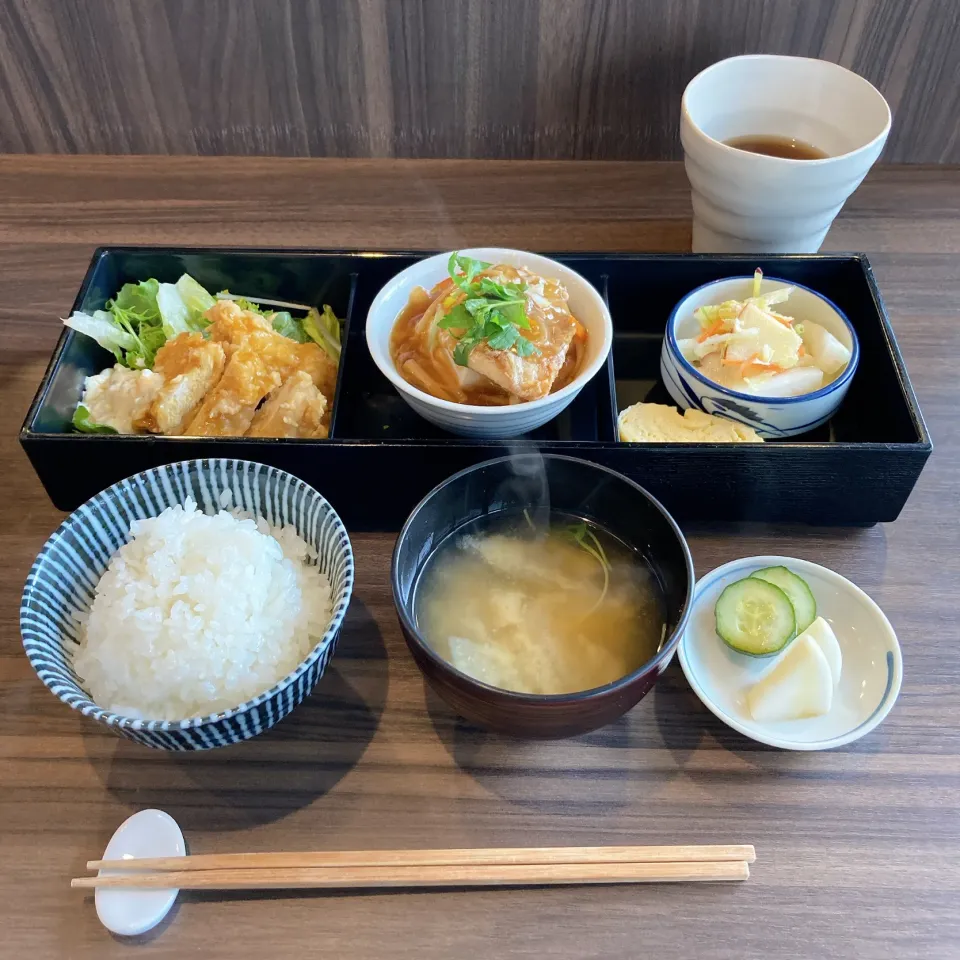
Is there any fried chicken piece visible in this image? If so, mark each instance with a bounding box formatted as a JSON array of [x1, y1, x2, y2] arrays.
[[205, 299, 273, 358], [246, 372, 329, 439], [183, 331, 284, 436], [183, 299, 339, 436], [205, 298, 338, 400], [183, 332, 335, 436], [134, 333, 226, 435], [249, 324, 338, 400], [294, 340, 338, 405]]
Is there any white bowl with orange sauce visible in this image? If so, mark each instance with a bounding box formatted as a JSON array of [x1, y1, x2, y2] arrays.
[[365, 248, 613, 438]]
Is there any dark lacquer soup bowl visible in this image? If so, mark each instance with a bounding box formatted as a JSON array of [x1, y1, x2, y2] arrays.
[[391, 454, 695, 738]]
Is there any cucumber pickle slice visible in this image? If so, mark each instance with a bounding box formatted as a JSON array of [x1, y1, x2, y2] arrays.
[[715, 577, 796, 656], [750, 566, 817, 634]]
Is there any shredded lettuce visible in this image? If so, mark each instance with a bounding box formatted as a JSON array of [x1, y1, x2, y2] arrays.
[[65, 273, 341, 370], [63, 310, 138, 360], [108, 279, 161, 326], [302, 305, 342, 359], [72, 404, 118, 434], [216, 291, 341, 356], [750, 286, 794, 310], [104, 279, 166, 366], [65, 273, 213, 369], [156, 282, 191, 337], [176, 273, 216, 318], [270, 311, 309, 343], [216, 291, 262, 314]]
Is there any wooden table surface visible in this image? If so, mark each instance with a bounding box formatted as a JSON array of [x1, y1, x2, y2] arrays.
[[1, 158, 958, 959]]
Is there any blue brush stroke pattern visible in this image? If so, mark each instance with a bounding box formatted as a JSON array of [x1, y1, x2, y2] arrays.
[[20, 459, 355, 750]]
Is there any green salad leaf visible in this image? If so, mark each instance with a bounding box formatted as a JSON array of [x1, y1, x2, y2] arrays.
[[65, 274, 342, 377], [65, 274, 214, 369], [72, 405, 117, 434], [176, 273, 216, 318], [270, 310, 307, 342], [216, 292, 342, 358], [302, 305, 342, 359], [216, 291, 261, 314], [105, 279, 166, 366], [63, 310, 138, 361], [156, 282, 192, 337], [108, 278, 161, 325]]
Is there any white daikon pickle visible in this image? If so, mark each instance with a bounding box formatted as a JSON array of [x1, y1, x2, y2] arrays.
[[724, 303, 802, 367], [743, 366, 824, 397], [801, 321, 852, 376], [746, 634, 834, 722], [677, 338, 699, 363], [799, 616, 842, 685]]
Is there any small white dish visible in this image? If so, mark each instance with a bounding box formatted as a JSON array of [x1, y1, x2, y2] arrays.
[[678, 556, 901, 750], [660, 274, 859, 438], [96, 809, 185, 936], [365, 248, 613, 438]]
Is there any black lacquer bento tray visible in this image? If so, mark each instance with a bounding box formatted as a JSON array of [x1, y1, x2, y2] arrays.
[[20, 247, 931, 529]]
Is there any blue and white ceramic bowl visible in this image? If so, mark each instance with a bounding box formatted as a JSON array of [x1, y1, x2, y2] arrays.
[[20, 459, 354, 750], [660, 275, 859, 438]]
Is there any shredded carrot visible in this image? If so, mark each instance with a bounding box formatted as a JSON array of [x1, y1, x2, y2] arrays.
[[798, 344, 806, 357], [722, 352, 757, 366], [770, 314, 793, 328], [430, 277, 457, 298], [697, 318, 726, 343]]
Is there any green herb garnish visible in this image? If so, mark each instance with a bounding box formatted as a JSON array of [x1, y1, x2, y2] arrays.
[[437, 252, 540, 366], [561, 521, 611, 614]]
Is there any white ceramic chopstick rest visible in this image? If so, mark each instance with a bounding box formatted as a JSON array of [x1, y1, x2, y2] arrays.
[[96, 809, 185, 936]]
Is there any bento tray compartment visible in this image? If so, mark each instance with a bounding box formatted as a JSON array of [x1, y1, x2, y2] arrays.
[[20, 248, 931, 529], [334, 253, 617, 443], [605, 254, 922, 445]]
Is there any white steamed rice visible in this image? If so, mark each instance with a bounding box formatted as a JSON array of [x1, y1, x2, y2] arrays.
[[73, 498, 333, 720]]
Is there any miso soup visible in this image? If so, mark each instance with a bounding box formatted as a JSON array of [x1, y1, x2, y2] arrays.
[[413, 512, 666, 695]]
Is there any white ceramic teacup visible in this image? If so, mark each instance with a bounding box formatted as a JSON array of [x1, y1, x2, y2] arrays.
[[681, 55, 891, 253]]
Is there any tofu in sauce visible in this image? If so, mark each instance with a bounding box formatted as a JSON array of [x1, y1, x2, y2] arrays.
[[390, 262, 587, 405]]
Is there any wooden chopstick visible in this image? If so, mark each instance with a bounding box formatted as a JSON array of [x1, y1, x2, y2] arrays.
[[73, 859, 749, 890], [87, 844, 755, 873]]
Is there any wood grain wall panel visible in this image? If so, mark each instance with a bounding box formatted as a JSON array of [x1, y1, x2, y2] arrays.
[[0, 0, 956, 161]]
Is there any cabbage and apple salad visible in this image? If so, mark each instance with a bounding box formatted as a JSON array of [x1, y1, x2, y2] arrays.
[[677, 270, 852, 398]]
